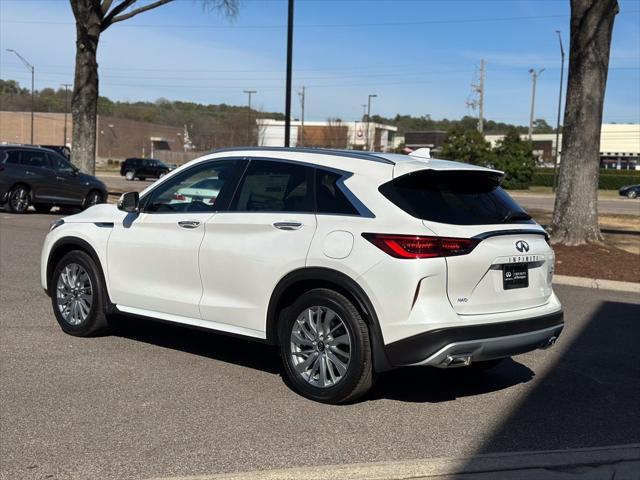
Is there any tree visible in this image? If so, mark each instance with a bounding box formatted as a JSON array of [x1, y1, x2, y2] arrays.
[[69, 0, 239, 174], [549, 0, 619, 245], [439, 126, 493, 166], [492, 129, 536, 189]]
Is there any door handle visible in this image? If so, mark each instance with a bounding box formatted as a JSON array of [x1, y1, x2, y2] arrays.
[[273, 221, 303, 231], [26, 170, 35, 176], [178, 220, 201, 229], [56, 176, 65, 181]]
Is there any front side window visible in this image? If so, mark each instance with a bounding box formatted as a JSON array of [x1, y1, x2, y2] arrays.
[[49, 153, 75, 174], [231, 160, 313, 213], [143, 160, 238, 213]]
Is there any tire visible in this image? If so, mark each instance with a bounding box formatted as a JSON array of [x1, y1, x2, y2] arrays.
[[34, 204, 52, 214], [125, 170, 135, 181], [159, 172, 167, 179], [7, 185, 30, 213], [83, 190, 103, 209], [469, 358, 506, 371], [628, 190, 638, 199], [50, 250, 109, 337], [280, 288, 373, 404]]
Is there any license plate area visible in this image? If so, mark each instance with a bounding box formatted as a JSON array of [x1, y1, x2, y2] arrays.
[[503, 263, 529, 290]]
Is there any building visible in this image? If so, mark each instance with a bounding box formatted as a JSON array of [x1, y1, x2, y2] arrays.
[[485, 124, 640, 169], [0, 111, 186, 163], [258, 119, 398, 152], [403, 131, 448, 151]]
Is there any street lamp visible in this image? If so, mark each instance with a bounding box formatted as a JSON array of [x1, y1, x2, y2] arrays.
[[553, 31, 565, 192], [366, 94, 377, 151], [243, 90, 257, 146], [6, 49, 35, 144], [528, 68, 545, 141]]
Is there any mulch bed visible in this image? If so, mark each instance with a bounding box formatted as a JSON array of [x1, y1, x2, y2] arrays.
[[553, 243, 640, 283]]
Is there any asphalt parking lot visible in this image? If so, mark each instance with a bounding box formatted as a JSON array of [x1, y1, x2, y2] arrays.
[[1, 211, 639, 480]]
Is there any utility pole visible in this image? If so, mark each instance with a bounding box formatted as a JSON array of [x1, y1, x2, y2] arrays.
[[284, 0, 295, 147], [366, 94, 377, 151], [298, 86, 306, 147], [478, 59, 485, 133], [6, 49, 35, 144], [528, 68, 545, 140], [62, 83, 72, 146], [553, 31, 565, 192], [243, 90, 256, 145]]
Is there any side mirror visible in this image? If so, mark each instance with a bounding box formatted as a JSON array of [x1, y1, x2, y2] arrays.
[[117, 191, 139, 213]]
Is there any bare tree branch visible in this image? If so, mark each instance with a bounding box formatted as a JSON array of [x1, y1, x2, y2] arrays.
[[101, 0, 115, 15], [110, 0, 175, 25], [101, 0, 137, 30]]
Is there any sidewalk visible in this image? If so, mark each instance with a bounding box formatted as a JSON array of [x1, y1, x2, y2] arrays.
[[151, 444, 640, 480]]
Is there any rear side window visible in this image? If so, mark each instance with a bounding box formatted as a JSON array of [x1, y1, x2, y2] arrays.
[[316, 170, 359, 215], [21, 150, 49, 169], [3, 150, 21, 164], [379, 170, 532, 225], [231, 160, 313, 212]]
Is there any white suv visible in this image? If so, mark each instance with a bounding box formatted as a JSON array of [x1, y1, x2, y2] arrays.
[[41, 148, 563, 403]]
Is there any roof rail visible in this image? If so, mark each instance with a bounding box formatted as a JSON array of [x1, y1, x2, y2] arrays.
[[211, 146, 394, 165]]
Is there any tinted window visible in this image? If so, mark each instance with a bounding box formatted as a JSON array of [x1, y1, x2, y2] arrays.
[[49, 153, 75, 174], [189, 178, 224, 190], [232, 160, 312, 212], [144, 160, 237, 213], [379, 170, 532, 225], [316, 170, 359, 215], [3, 150, 21, 164], [21, 150, 49, 169]]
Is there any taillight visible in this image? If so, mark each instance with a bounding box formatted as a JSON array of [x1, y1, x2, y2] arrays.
[[362, 233, 479, 259], [173, 193, 186, 201]]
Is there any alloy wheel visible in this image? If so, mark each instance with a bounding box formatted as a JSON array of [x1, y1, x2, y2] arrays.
[[10, 187, 29, 212], [56, 263, 93, 326], [290, 306, 352, 388], [87, 191, 102, 207]]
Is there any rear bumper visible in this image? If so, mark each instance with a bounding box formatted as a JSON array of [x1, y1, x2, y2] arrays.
[[385, 310, 564, 367]]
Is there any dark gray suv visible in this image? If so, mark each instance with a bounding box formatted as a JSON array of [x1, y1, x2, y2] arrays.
[[0, 145, 107, 214]]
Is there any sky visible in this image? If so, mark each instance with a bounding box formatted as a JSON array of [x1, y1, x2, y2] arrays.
[[0, 0, 639, 126]]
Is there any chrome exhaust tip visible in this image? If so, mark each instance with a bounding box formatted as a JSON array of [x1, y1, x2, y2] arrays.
[[443, 353, 472, 368]]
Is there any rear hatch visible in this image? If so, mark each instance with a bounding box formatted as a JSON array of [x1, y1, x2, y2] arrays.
[[379, 168, 554, 315]]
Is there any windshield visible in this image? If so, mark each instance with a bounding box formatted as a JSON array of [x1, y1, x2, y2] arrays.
[[379, 170, 533, 225]]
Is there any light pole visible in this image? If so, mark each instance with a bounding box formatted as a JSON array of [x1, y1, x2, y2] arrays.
[[366, 94, 377, 151], [62, 83, 72, 146], [243, 90, 256, 145], [528, 68, 545, 141], [284, 0, 295, 147], [298, 86, 306, 147], [6, 49, 35, 144], [553, 31, 565, 192]]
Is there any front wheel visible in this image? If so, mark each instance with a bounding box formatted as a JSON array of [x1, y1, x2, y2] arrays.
[[51, 250, 109, 337], [280, 288, 373, 404], [628, 190, 638, 199], [7, 185, 30, 213], [83, 190, 103, 209], [125, 170, 135, 181]]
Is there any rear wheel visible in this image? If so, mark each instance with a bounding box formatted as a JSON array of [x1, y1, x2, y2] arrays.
[[280, 288, 373, 404], [34, 204, 52, 214], [51, 250, 109, 337], [125, 170, 135, 181], [7, 185, 30, 213]]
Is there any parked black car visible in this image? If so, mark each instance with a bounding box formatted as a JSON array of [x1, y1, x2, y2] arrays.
[[120, 158, 170, 181], [619, 184, 640, 199], [0, 145, 107, 214]]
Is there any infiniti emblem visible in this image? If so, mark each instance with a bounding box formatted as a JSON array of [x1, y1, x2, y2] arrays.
[[515, 240, 530, 253]]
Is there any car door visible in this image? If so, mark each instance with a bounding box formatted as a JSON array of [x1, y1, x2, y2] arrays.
[[199, 159, 317, 336], [47, 152, 84, 205], [19, 149, 56, 203], [107, 159, 244, 319]]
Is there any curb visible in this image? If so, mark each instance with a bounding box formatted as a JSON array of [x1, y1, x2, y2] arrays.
[[147, 444, 640, 480], [554, 274, 640, 293]]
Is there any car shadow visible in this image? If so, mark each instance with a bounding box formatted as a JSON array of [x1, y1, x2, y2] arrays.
[[108, 314, 282, 375], [108, 313, 534, 403], [368, 358, 534, 403]]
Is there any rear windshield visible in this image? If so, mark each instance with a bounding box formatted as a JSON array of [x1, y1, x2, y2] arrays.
[[379, 170, 533, 225]]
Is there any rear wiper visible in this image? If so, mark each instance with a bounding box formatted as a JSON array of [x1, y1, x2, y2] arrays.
[[502, 211, 532, 223]]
